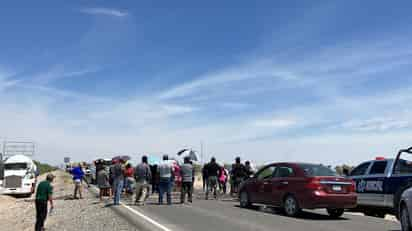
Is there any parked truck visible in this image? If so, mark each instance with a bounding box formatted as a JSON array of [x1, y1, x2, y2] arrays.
[[349, 147, 412, 218], [0, 141, 38, 197]]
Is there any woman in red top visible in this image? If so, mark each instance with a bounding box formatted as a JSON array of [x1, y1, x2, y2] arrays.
[[124, 163, 135, 194]]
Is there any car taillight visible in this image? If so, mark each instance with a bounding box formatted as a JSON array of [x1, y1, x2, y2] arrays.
[[306, 178, 322, 190], [348, 181, 356, 193]]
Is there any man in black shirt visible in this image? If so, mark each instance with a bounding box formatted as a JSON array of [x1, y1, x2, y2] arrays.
[[205, 157, 220, 200], [230, 157, 246, 196]]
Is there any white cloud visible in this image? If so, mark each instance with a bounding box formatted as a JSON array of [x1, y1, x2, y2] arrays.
[[341, 117, 412, 132], [158, 61, 300, 100], [31, 65, 101, 84], [80, 7, 128, 17], [253, 118, 297, 128]]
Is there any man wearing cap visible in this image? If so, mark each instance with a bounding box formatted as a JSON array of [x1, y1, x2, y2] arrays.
[[35, 173, 55, 231]]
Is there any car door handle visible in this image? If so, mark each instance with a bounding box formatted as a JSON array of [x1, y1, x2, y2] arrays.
[[281, 181, 288, 185], [263, 182, 270, 185]]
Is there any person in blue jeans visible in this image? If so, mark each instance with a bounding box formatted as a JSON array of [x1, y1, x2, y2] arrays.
[[112, 160, 125, 205], [157, 155, 174, 205]]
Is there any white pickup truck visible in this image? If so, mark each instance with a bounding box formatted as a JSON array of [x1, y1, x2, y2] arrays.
[[0, 155, 38, 196]]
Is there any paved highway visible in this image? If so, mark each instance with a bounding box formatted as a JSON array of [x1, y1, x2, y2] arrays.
[[119, 191, 400, 231]]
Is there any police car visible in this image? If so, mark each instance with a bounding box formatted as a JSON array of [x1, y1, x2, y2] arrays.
[[349, 147, 412, 218]]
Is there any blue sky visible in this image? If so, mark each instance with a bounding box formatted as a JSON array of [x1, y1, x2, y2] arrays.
[[1, 1, 412, 165]]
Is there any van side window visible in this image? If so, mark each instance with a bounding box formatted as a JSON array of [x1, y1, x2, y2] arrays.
[[369, 161, 387, 175], [350, 162, 370, 176]]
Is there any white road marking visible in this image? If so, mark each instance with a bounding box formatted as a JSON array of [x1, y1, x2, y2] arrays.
[[120, 202, 173, 231], [90, 185, 172, 231]]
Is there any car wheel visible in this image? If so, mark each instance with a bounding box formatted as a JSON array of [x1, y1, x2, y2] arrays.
[[283, 195, 300, 217], [239, 191, 251, 208], [401, 205, 412, 231], [327, 208, 345, 218], [395, 185, 412, 218]]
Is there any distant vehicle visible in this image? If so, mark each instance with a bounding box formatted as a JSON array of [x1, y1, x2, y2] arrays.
[[0, 141, 37, 197], [349, 147, 412, 218], [93, 158, 112, 184], [238, 162, 356, 218], [0, 158, 4, 186], [0, 155, 38, 196], [84, 164, 95, 185]]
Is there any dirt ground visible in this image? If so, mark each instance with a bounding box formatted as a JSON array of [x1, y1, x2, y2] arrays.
[[0, 170, 136, 231]]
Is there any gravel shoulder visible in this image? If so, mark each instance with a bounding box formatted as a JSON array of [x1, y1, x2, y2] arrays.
[[0, 170, 138, 231]]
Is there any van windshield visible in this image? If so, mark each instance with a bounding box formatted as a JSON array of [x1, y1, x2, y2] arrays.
[[300, 164, 338, 177], [5, 163, 28, 170]]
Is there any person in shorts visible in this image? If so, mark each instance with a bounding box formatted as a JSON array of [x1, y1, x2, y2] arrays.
[[205, 157, 221, 200], [71, 164, 85, 199]]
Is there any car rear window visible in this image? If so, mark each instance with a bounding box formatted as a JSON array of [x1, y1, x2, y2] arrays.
[[299, 164, 337, 177]]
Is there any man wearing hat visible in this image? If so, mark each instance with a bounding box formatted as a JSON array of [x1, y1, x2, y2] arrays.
[[35, 173, 55, 231]]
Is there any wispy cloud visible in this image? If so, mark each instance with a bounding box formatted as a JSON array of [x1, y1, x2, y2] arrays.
[[31, 65, 101, 84], [340, 117, 412, 132], [80, 7, 129, 17], [252, 118, 297, 128]]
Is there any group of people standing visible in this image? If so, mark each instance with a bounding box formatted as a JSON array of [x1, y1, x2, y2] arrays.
[[94, 154, 196, 206], [202, 156, 255, 198], [70, 155, 255, 208]]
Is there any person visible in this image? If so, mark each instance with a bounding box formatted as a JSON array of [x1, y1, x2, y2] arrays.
[[97, 167, 111, 201], [134, 156, 152, 205], [230, 157, 246, 196], [112, 159, 125, 205], [205, 157, 221, 200], [150, 164, 159, 194], [71, 164, 85, 199], [180, 157, 194, 203], [35, 173, 55, 231], [124, 163, 135, 195], [245, 161, 255, 179], [218, 166, 228, 194], [157, 155, 174, 205], [202, 165, 209, 192], [173, 162, 182, 192]]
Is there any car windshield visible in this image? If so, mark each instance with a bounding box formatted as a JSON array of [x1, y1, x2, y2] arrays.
[[5, 163, 28, 170], [299, 164, 338, 177]]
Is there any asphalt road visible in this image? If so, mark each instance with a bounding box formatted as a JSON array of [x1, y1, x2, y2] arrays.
[[120, 191, 401, 231]]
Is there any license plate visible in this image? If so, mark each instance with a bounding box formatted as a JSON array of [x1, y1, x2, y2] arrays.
[[332, 185, 342, 191]]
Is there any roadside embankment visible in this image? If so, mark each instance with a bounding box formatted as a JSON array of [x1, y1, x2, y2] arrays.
[[0, 170, 137, 231]]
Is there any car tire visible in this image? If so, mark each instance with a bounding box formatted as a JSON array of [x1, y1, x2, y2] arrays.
[[239, 191, 251, 208], [283, 195, 301, 217], [395, 184, 412, 218], [327, 208, 345, 218], [401, 204, 412, 231]]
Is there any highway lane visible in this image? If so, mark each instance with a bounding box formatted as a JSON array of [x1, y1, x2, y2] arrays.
[[121, 192, 400, 231]]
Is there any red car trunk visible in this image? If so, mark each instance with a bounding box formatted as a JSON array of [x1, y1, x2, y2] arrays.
[[306, 177, 355, 194]]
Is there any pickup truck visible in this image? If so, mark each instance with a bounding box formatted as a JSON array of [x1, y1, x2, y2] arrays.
[[349, 147, 412, 218]]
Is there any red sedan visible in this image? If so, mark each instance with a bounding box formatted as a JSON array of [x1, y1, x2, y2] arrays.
[[238, 162, 357, 218]]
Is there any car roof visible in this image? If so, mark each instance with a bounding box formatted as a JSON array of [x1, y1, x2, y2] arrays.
[[264, 162, 330, 168]]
